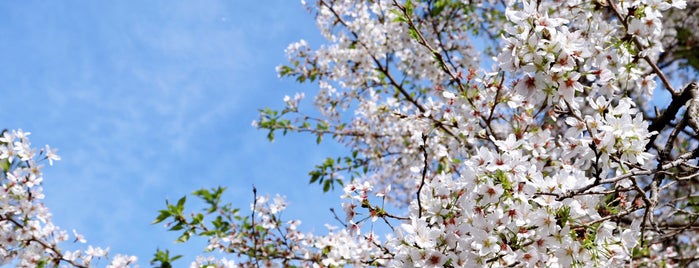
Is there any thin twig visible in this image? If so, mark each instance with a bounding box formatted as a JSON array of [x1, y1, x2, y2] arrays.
[[418, 134, 428, 218], [251, 186, 260, 267]]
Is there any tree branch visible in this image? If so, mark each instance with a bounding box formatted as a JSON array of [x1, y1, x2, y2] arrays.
[[647, 82, 696, 150]]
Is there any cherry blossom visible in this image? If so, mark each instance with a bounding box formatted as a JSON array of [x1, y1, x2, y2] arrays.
[[8, 0, 699, 267], [0, 129, 137, 267], [242, 0, 698, 266]]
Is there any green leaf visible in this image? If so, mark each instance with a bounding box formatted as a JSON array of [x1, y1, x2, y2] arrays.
[[193, 187, 226, 213], [278, 65, 294, 77], [199, 230, 217, 237], [169, 223, 185, 231], [0, 159, 8, 172], [390, 9, 408, 23], [268, 130, 275, 142], [152, 210, 171, 224], [190, 213, 204, 225], [151, 248, 182, 268], [176, 231, 191, 243], [323, 179, 332, 192], [405, 0, 414, 16], [309, 171, 321, 184], [192, 188, 211, 199], [409, 28, 419, 41], [431, 0, 448, 16], [176, 196, 186, 210]]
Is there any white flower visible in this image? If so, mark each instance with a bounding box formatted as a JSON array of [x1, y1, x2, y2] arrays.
[[73, 229, 86, 243], [43, 145, 60, 166]]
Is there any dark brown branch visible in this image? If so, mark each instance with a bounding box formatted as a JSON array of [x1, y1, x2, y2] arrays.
[[418, 134, 428, 218], [251, 186, 260, 267], [647, 83, 696, 150]]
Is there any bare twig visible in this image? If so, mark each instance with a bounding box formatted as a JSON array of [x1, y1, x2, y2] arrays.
[[646, 83, 695, 150], [251, 186, 260, 267], [418, 134, 429, 218]]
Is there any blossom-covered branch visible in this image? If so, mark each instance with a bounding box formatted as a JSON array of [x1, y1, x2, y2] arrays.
[[154, 0, 699, 267], [0, 129, 137, 267]]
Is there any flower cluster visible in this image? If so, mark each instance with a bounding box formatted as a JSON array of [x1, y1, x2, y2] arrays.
[[8, 0, 699, 266], [160, 0, 699, 267], [151, 186, 392, 267], [0, 129, 137, 267]]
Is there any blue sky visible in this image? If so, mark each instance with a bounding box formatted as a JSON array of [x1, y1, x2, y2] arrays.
[[0, 1, 347, 265]]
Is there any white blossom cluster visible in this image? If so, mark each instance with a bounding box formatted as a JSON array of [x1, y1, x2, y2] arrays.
[[245, 0, 699, 267], [9, 0, 698, 267], [0, 130, 137, 267]]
